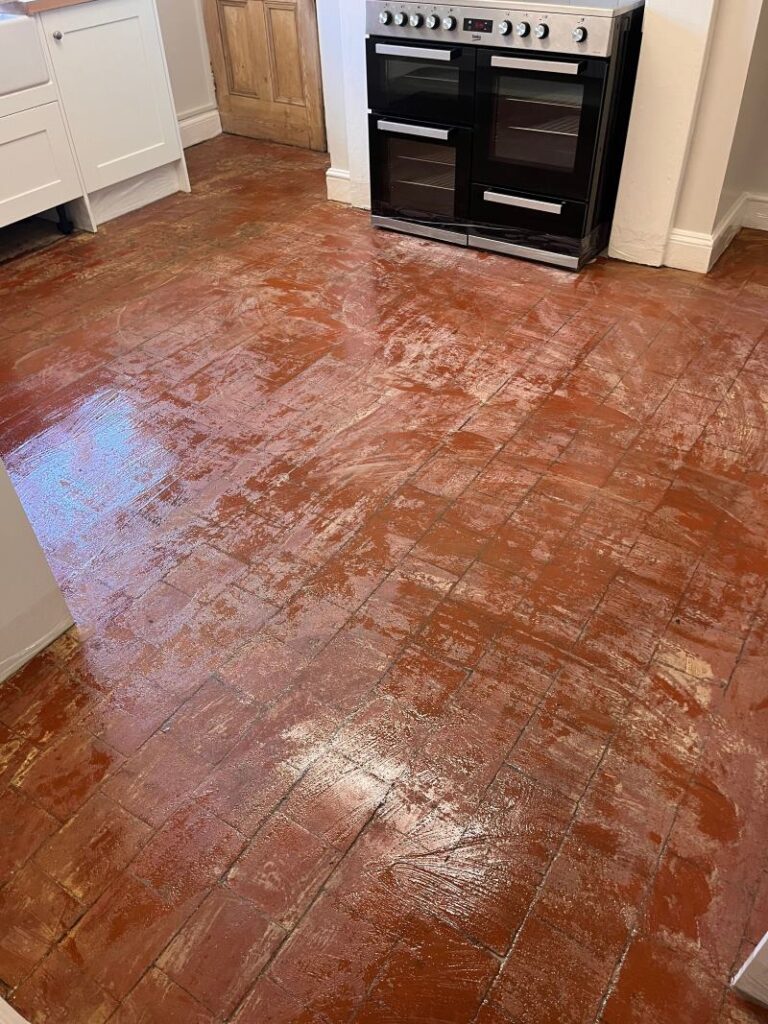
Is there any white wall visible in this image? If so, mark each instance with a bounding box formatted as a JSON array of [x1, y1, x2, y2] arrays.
[[317, 0, 350, 201], [609, 0, 719, 266], [673, 0, 763, 234], [317, 0, 368, 207], [716, 0, 768, 231], [0, 462, 72, 684], [155, 0, 222, 148], [661, 0, 765, 270]]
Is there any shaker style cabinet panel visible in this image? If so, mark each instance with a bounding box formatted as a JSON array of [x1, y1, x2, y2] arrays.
[[41, 0, 182, 193], [0, 101, 81, 228]]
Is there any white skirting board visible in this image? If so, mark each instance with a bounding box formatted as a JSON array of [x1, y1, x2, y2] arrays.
[[733, 932, 768, 1008], [0, 998, 30, 1024], [326, 166, 351, 204], [665, 191, 768, 272], [179, 106, 222, 148], [325, 167, 371, 210], [742, 192, 768, 231]]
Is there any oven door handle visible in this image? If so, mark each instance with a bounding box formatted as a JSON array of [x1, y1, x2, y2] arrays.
[[490, 56, 585, 75], [375, 43, 460, 62], [483, 191, 564, 215], [377, 120, 452, 141]]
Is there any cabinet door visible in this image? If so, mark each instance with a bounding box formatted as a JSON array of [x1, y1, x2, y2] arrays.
[[42, 0, 181, 193], [0, 102, 82, 229]]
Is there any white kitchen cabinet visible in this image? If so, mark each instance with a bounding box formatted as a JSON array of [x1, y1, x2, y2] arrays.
[[0, 100, 81, 228], [41, 0, 182, 194], [0, 13, 50, 114]]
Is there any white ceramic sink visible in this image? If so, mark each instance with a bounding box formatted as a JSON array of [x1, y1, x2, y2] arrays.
[[0, 14, 49, 97]]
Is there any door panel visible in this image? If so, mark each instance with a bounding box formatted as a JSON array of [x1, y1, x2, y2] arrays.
[[220, 1, 268, 97], [474, 50, 607, 201], [42, 0, 181, 193], [268, 4, 304, 102], [369, 114, 471, 232], [0, 102, 82, 229], [470, 184, 587, 239], [469, 184, 586, 265], [366, 38, 476, 127], [204, 0, 326, 151]]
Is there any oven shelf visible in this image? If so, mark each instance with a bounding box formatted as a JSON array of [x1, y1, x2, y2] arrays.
[[394, 178, 453, 191], [401, 67, 457, 85], [502, 112, 580, 137], [497, 81, 582, 107], [396, 153, 455, 169], [392, 165, 455, 190]]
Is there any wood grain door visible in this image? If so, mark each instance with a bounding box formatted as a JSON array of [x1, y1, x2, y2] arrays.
[[203, 0, 326, 151]]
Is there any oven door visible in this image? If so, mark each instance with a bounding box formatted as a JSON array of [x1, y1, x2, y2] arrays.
[[367, 38, 476, 126], [474, 51, 609, 201], [469, 184, 587, 268], [369, 115, 471, 234]]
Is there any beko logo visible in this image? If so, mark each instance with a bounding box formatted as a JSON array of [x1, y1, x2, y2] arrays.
[[471, 32, 481, 40]]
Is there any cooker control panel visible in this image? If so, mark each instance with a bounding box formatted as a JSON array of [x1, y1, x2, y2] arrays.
[[366, 1, 617, 57]]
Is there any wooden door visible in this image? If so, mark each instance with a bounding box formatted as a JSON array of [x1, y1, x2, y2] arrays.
[[203, 0, 326, 151]]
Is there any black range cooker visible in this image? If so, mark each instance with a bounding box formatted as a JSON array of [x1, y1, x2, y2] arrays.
[[366, 0, 644, 270]]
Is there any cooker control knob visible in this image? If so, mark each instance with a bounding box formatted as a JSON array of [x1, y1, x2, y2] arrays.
[[516, 21, 531, 37], [442, 15, 457, 29], [426, 14, 440, 28], [394, 11, 408, 25], [535, 22, 549, 38], [498, 20, 512, 34], [379, 10, 392, 23], [572, 25, 588, 42], [409, 13, 423, 26]]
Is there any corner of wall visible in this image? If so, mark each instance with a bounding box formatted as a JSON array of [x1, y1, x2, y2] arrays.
[[326, 167, 351, 204], [743, 193, 768, 232], [664, 188, 768, 273]]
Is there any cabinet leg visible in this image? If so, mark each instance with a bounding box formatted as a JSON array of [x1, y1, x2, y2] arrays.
[[55, 205, 75, 236]]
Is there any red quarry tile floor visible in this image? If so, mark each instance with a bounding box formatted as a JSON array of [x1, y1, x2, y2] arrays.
[[1, 135, 768, 1024]]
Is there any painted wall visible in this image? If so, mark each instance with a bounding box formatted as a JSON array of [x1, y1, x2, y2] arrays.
[[716, 0, 768, 229], [315, 0, 369, 207], [155, 0, 222, 146], [317, 0, 350, 200], [671, 0, 764, 236], [0, 462, 72, 684], [608, 0, 719, 265]]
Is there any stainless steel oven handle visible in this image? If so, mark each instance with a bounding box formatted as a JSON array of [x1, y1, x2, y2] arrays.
[[375, 43, 459, 61], [490, 56, 584, 75], [377, 120, 451, 141], [483, 191, 564, 214]]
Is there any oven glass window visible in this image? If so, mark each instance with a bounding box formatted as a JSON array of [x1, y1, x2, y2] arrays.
[[491, 75, 585, 172], [384, 56, 460, 115], [386, 137, 456, 218]]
